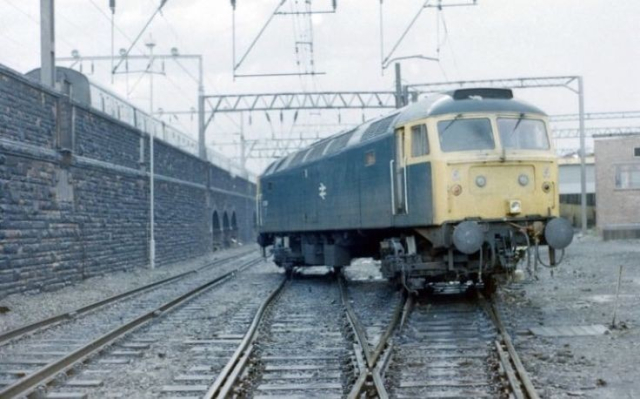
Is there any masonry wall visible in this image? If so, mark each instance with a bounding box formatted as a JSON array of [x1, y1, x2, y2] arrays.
[[0, 65, 256, 297], [594, 135, 640, 239]]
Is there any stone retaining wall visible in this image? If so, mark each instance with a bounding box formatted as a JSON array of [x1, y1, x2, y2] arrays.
[[0, 65, 256, 297]]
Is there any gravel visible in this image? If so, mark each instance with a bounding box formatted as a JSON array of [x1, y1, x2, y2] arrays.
[[0, 245, 255, 333], [45, 260, 284, 398], [3, 233, 638, 398], [497, 234, 640, 398]]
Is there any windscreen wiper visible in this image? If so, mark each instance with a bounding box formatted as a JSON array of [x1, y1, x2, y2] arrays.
[[441, 113, 463, 132], [502, 113, 526, 162], [510, 113, 526, 135]]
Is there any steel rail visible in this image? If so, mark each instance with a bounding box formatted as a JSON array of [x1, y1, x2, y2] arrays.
[[338, 274, 408, 399], [0, 249, 253, 347], [480, 293, 540, 399], [203, 275, 288, 398], [0, 257, 262, 399]]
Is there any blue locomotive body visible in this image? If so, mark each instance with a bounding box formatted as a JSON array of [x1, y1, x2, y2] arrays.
[[259, 122, 433, 233]]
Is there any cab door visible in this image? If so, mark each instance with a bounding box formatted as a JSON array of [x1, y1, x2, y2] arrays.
[[404, 122, 433, 226], [393, 128, 408, 215]]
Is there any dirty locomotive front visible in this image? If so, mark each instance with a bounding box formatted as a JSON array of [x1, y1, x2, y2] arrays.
[[256, 88, 573, 290]]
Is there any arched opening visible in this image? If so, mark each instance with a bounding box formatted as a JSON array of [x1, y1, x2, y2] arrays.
[[212, 211, 222, 251], [230, 211, 238, 244], [222, 211, 230, 248]]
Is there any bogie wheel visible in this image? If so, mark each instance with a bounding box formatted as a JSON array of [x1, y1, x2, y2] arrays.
[[284, 265, 294, 278]]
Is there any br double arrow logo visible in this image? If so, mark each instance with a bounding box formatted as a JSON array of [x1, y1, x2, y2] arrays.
[[318, 183, 327, 200]]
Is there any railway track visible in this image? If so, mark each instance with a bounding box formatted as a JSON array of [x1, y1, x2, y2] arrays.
[[0, 249, 253, 346], [346, 282, 540, 399], [202, 271, 538, 399], [206, 270, 354, 398], [0, 254, 541, 398], [0, 252, 261, 398]]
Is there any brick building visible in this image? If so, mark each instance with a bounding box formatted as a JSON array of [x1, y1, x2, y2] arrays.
[[594, 134, 640, 239]]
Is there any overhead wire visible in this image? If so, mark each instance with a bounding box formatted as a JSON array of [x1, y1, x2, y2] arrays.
[[87, 0, 148, 55], [1, 0, 77, 49], [436, 9, 449, 81], [440, 10, 461, 80]]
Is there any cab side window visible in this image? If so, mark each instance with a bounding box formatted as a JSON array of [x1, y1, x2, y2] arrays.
[[411, 124, 429, 157]]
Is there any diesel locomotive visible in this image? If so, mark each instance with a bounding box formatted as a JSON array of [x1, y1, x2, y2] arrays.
[[256, 88, 573, 290]]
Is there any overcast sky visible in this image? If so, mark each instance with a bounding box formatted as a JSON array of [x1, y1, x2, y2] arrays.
[[1, 0, 639, 172]]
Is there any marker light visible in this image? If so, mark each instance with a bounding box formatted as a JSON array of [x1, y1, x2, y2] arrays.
[[451, 184, 463, 196], [475, 175, 487, 188], [518, 174, 529, 186]]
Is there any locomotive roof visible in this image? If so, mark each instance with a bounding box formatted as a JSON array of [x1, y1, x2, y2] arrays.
[[263, 89, 547, 176]]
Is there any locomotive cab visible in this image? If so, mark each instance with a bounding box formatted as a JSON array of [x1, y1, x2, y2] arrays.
[[380, 88, 573, 290]]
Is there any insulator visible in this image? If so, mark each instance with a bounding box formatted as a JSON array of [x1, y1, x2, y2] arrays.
[[231, 0, 236, 10], [279, 111, 283, 123], [109, 0, 116, 13], [265, 112, 271, 123], [332, 0, 337, 10], [293, 111, 298, 123]]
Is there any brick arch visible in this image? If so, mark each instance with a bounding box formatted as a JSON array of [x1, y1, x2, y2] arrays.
[[212, 210, 222, 251]]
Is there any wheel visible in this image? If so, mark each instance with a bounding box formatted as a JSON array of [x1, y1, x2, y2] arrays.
[[481, 276, 498, 296], [284, 265, 294, 278]]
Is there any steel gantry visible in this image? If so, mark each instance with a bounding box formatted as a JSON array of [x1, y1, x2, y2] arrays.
[[202, 91, 400, 116], [552, 127, 640, 139], [550, 110, 640, 122]]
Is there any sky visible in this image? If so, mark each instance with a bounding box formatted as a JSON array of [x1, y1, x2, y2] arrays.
[[0, 0, 639, 172]]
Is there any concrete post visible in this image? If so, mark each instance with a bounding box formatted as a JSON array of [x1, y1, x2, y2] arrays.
[[40, 0, 55, 88], [578, 76, 587, 234], [394, 63, 402, 109], [148, 42, 156, 269]]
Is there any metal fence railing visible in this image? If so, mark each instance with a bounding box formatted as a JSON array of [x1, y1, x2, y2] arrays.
[[89, 82, 254, 181]]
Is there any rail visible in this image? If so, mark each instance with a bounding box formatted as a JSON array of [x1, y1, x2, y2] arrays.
[[338, 274, 409, 399], [337, 274, 540, 399], [481, 292, 540, 399], [0, 249, 254, 347], [203, 275, 288, 398], [0, 256, 262, 398]]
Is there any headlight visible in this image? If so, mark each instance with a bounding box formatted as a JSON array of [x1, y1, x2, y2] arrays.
[[475, 175, 487, 188], [508, 199, 522, 215], [518, 174, 529, 186]]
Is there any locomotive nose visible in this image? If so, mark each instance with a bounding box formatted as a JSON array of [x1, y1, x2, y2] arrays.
[[544, 217, 574, 250]]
